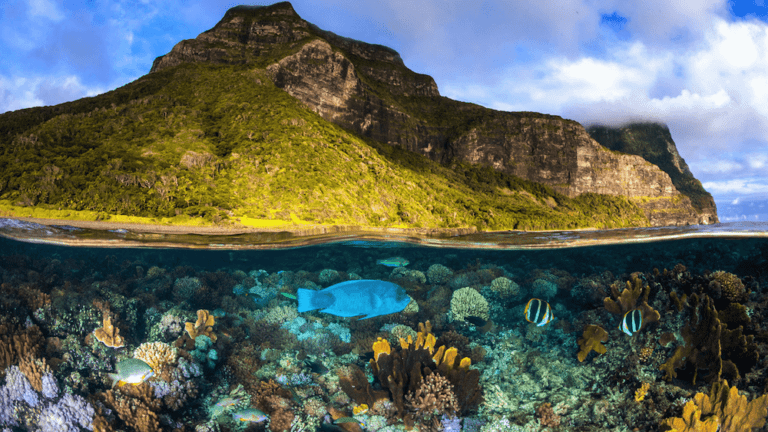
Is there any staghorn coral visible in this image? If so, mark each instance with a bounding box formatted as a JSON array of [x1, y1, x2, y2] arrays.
[[100, 384, 160, 432], [449, 287, 489, 323], [93, 316, 125, 348], [133, 341, 177, 373], [660, 379, 768, 432], [604, 275, 660, 330], [577, 324, 608, 362], [185, 309, 217, 342], [0, 322, 44, 374]]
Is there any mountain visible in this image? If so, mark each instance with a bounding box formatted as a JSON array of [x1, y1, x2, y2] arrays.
[[0, 2, 716, 230], [587, 123, 718, 223]]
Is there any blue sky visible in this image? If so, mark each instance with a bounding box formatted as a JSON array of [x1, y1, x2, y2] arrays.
[[1, 0, 767, 222]]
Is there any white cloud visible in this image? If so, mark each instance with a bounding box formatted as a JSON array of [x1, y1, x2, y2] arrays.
[[693, 159, 744, 174], [0, 74, 105, 114], [703, 179, 768, 195], [27, 0, 64, 21]]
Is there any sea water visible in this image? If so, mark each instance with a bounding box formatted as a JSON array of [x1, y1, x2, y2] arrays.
[[0, 220, 766, 431]]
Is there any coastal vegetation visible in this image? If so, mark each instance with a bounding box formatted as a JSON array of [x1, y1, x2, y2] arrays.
[[0, 62, 649, 230]]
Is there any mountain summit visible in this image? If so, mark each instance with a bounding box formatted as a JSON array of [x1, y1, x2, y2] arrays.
[[0, 2, 717, 230]]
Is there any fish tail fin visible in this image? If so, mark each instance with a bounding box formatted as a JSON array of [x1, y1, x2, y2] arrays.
[[297, 289, 316, 312], [108, 373, 119, 388]]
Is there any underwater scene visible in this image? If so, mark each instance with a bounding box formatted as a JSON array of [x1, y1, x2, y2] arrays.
[[1, 221, 768, 432]]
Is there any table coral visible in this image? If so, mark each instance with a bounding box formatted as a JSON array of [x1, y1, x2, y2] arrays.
[[93, 315, 125, 349]]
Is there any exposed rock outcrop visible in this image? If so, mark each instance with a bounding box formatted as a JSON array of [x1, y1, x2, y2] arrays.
[[150, 1, 717, 226]]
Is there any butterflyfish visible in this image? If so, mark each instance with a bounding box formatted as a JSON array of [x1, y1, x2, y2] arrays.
[[620, 309, 643, 336], [524, 298, 553, 327]]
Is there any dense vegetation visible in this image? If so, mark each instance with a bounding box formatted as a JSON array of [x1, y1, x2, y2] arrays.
[[0, 62, 649, 230]]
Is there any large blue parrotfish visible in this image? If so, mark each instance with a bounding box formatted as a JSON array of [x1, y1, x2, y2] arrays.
[[524, 298, 553, 327], [298, 280, 411, 319]]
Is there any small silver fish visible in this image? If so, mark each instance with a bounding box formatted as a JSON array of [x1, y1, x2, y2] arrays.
[[232, 407, 268, 423], [108, 358, 154, 388], [376, 257, 409, 267], [215, 397, 241, 407]]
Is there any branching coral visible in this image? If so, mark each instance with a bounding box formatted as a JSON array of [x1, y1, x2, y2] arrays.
[[133, 341, 177, 373], [449, 287, 489, 322], [577, 324, 608, 362], [185, 309, 217, 342], [93, 316, 125, 348], [405, 372, 459, 420], [99, 383, 161, 432], [0, 322, 44, 373], [366, 321, 482, 427], [535, 402, 560, 427], [660, 379, 768, 432]]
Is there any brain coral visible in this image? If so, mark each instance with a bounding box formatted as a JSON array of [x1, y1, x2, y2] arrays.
[[450, 287, 489, 322], [427, 264, 453, 284], [490, 277, 520, 299], [709, 271, 746, 302]]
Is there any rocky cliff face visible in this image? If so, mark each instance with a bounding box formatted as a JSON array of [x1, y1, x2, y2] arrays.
[[587, 123, 718, 224], [150, 2, 717, 226]]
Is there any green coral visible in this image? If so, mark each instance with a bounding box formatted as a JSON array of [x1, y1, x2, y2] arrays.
[[450, 287, 489, 322]]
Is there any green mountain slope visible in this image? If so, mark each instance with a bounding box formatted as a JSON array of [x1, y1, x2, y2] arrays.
[[0, 62, 647, 230]]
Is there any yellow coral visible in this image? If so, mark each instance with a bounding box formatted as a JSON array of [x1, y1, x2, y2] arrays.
[[185, 309, 217, 342], [133, 342, 178, 372], [373, 337, 391, 361], [577, 324, 608, 362], [660, 380, 768, 432], [635, 382, 650, 402], [93, 316, 125, 348], [352, 404, 369, 415]]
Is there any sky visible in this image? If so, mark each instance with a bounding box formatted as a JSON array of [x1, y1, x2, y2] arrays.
[[1, 0, 767, 222]]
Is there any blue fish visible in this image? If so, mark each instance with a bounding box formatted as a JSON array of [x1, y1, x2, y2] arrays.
[[620, 309, 643, 336], [297, 280, 411, 319], [524, 298, 553, 327]]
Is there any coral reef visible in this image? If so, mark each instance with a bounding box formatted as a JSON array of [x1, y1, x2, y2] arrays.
[[426, 264, 453, 285], [577, 324, 608, 362], [604, 275, 660, 330], [133, 341, 178, 373], [185, 309, 217, 342], [93, 315, 125, 348], [660, 379, 768, 431], [450, 287, 489, 322]]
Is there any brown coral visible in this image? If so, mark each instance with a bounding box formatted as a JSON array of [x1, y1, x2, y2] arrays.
[[577, 324, 608, 362], [660, 379, 768, 432], [709, 270, 746, 302], [535, 402, 561, 427], [405, 372, 459, 419], [93, 316, 125, 348], [0, 322, 44, 373], [100, 384, 160, 432], [18, 356, 51, 392], [604, 275, 660, 331], [185, 309, 216, 342]]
